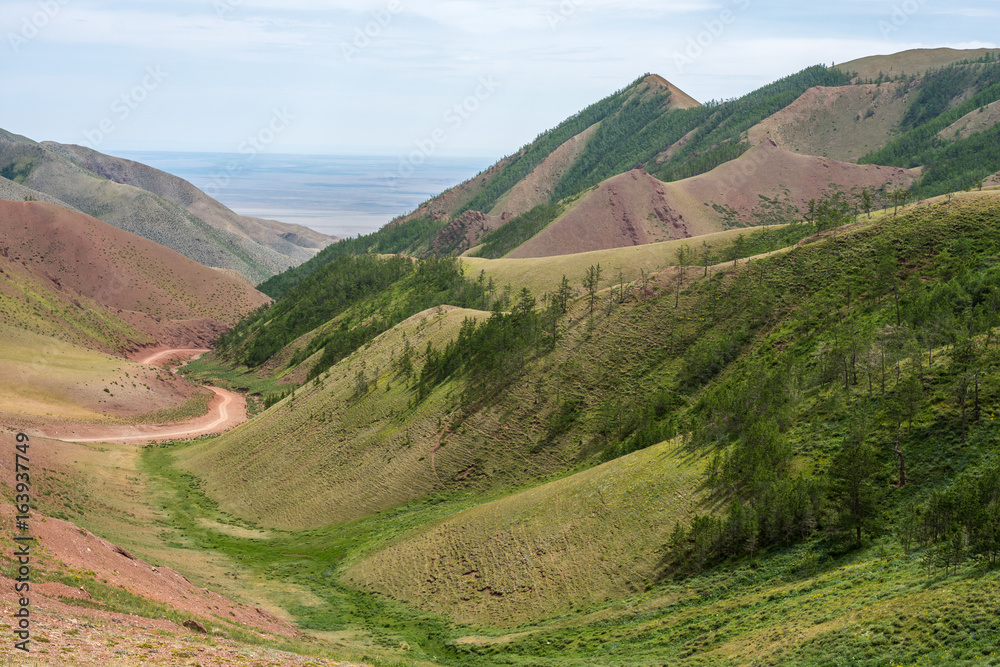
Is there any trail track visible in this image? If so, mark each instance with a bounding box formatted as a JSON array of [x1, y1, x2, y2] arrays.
[[42, 348, 247, 444]]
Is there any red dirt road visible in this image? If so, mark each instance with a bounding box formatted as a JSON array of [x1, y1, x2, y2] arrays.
[[42, 349, 247, 444]]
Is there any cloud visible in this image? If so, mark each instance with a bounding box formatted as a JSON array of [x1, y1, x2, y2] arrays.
[[4, 0, 1000, 160]]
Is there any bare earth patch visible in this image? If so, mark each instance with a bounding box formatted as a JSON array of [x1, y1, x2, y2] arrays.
[[747, 82, 911, 161], [489, 123, 600, 218], [938, 98, 1000, 141]]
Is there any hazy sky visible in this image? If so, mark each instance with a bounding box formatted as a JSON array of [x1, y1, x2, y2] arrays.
[[3, 0, 997, 160]]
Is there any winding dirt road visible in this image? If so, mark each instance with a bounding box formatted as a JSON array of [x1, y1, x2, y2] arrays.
[[44, 348, 247, 445]]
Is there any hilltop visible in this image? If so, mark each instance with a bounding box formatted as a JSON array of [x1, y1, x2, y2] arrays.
[[835, 47, 1000, 80]]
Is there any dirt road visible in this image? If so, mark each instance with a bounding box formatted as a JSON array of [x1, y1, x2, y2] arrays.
[[43, 348, 247, 445], [136, 347, 211, 366]]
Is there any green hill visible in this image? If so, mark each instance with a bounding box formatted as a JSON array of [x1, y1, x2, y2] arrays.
[[138, 191, 1000, 666]]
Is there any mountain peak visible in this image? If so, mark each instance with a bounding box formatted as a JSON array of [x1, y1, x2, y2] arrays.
[[638, 74, 702, 109]]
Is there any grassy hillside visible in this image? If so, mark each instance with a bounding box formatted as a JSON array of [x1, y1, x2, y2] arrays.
[[345, 439, 706, 627], [43, 142, 335, 262], [836, 47, 1000, 80], [0, 325, 156, 422], [13, 190, 997, 667], [177, 306, 495, 529], [221, 255, 488, 382], [12, 48, 1000, 667], [458, 74, 690, 216], [0, 247, 151, 354], [746, 81, 914, 162], [461, 227, 778, 297], [859, 57, 1000, 196]]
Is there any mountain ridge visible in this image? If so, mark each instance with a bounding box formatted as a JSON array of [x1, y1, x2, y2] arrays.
[[0, 133, 337, 282]]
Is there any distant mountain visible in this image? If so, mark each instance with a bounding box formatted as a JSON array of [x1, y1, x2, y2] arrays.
[[0, 130, 336, 282]]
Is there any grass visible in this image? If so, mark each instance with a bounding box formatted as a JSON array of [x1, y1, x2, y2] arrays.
[[178, 352, 288, 415], [141, 439, 483, 665], [9, 193, 1000, 665], [154, 189, 1000, 665], [835, 48, 1000, 81], [175, 306, 493, 530], [0, 259, 153, 354], [0, 430, 423, 666], [748, 80, 912, 162], [130, 431, 1000, 667], [134, 390, 213, 423], [345, 440, 707, 627], [0, 324, 192, 423]]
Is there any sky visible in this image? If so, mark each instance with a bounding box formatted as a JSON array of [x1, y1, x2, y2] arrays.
[[2, 0, 998, 161]]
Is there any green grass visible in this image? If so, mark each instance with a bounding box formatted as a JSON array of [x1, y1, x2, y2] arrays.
[[138, 434, 1000, 667], [345, 440, 706, 627], [460, 225, 794, 298], [141, 440, 487, 665], [62, 190, 1000, 666], [175, 307, 495, 529], [131, 391, 212, 423], [179, 352, 286, 395]]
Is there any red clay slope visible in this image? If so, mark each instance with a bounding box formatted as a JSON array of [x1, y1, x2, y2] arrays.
[[510, 140, 919, 258], [0, 200, 270, 329], [507, 169, 699, 258]]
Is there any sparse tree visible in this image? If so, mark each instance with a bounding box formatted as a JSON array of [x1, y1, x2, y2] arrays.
[[891, 186, 910, 215], [731, 234, 746, 267], [829, 410, 884, 549], [583, 263, 602, 315], [555, 274, 573, 314], [675, 244, 692, 308]]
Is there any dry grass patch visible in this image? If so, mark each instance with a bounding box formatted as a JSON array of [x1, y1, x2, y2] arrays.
[[460, 227, 756, 297], [0, 325, 198, 429]]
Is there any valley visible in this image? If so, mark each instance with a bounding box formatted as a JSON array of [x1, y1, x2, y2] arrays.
[[3, 47, 1000, 666]]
